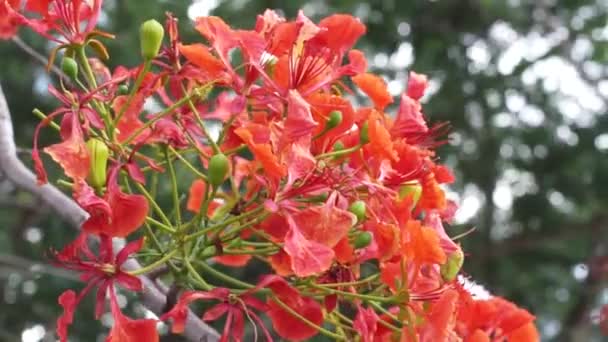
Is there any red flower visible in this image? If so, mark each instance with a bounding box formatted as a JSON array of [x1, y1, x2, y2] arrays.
[[24, 0, 104, 44], [106, 288, 159, 342], [0, 0, 25, 40], [352, 73, 393, 111], [75, 166, 149, 237], [43, 112, 91, 182], [259, 275, 323, 341], [54, 234, 147, 341], [162, 287, 271, 342], [455, 284, 538, 341], [353, 306, 379, 342], [283, 214, 334, 277]]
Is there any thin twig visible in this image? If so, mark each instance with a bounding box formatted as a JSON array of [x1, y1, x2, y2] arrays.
[[11, 36, 71, 85]]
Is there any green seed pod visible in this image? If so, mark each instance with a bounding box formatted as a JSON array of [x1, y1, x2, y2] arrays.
[[333, 141, 345, 152], [353, 231, 372, 249], [117, 84, 129, 95], [140, 19, 165, 60], [348, 200, 366, 222], [326, 110, 343, 130], [208, 153, 229, 188], [440, 249, 464, 282], [359, 121, 369, 145], [61, 57, 78, 80], [398, 181, 423, 206], [86, 138, 109, 190]]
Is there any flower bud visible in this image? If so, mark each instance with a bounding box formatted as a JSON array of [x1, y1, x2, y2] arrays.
[[140, 19, 164, 60], [118, 84, 129, 95], [352, 231, 372, 249], [348, 200, 366, 222], [208, 153, 229, 188], [326, 110, 343, 130], [61, 57, 78, 80], [440, 249, 464, 282], [86, 138, 109, 190], [333, 141, 345, 152], [398, 181, 422, 207], [359, 122, 369, 145]]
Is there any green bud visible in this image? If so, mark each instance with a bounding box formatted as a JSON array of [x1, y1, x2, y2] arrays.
[[61, 57, 78, 80], [440, 249, 464, 282], [86, 138, 109, 190], [208, 153, 229, 188], [118, 84, 129, 95], [326, 110, 343, 130], [353, 231, 372, 249], [140, 19, 165, 60], [333, 141, 345, 152], [359, 121, 369, 145], [348, 200, 366, 222], [398, 181, 423, 206]]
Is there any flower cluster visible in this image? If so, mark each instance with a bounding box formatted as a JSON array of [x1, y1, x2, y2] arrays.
[[3, 1, 539, 341]]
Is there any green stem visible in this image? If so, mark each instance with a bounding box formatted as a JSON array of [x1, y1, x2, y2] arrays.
[[134, 182, 173, 229], [185, 207, 265, 242], [184, 257, 213, 291], [33, 109, 60, 131], [169, 146, 207, 180], [182, 84, 220, 154], [308, 283, 394, 303], [316, 144, 362, 159], [145, 217, 176, 234], [129, 249, 179, 276], [194, 260, 255, 289], [165, 146, 182, 227], [122, 93, 195, 146]]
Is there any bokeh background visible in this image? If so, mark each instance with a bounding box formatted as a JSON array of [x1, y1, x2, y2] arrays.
[[1, 0, 607, 341]]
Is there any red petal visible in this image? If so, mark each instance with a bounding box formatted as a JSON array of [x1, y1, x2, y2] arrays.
[[367, 110, 398, 162], [74, 180, 113, 231], [179, 43, 226, 78], [57, 290, 77, 342], [115, 238, 144, 265], [283, 216, 334, 277], [391, 92, 428, 138], [283, 90, 318, 145], [291, 193, 355, 247], [214, 254, 251, 267], [402, 220, 446, 265], [202, 303, 229, 322], [353, 306, 379, 342], [267, 296, 322, 341], [406, 71, 428, 101], [352, 73, 393, 111], [186, 179, 207, 213], [314, 14, 366, 53], [44, 114, 90, 181], [0, 0, 25, 40]]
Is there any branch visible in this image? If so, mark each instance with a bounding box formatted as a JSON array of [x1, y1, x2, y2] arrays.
[[0, 83, 219, 342]]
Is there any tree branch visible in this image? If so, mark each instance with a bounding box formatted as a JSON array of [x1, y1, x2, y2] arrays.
[[0, 83, 219, 342]]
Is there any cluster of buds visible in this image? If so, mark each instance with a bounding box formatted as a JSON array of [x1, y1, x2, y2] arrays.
[[2, 1, 539, 341]]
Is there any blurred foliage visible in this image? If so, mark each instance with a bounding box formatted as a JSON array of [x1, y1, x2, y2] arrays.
[[1, 0, 607, 341]]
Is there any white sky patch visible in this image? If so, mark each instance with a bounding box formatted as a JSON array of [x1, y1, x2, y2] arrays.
[[493, 181, 513, 211], [458, 275, 492, 300], [595, 133, 608, 151], [21, 325, 45, 342], [389, 42, 414, 70], [454, 184, 484, 224], [188, 0, 220, 20]]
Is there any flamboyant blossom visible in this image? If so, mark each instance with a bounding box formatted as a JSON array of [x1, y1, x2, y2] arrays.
[[13, 4, 544, 341], [53, 234, 157, 342]]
